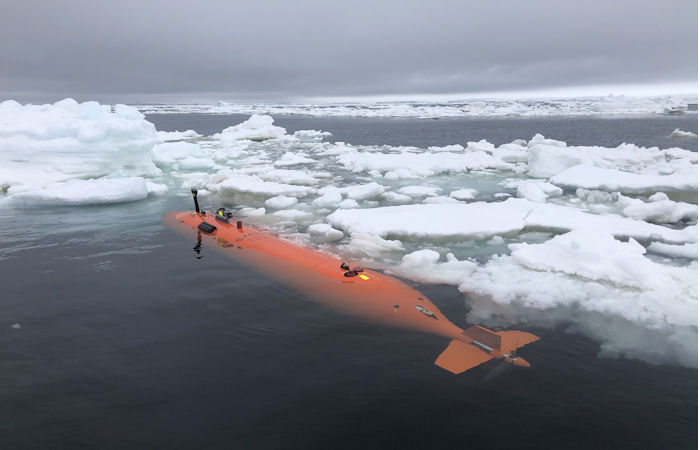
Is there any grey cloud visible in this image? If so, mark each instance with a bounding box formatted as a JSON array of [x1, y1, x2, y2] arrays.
[[0, 0, 696, 103]]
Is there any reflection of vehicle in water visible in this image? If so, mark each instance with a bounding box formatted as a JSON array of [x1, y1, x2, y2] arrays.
[[163, 190, 539, 374]]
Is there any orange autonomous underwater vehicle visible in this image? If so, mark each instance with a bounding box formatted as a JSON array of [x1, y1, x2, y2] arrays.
[[164, 189, 539, 375]]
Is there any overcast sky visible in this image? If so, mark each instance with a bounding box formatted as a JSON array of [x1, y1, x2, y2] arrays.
[[0, 0, 697, 103]]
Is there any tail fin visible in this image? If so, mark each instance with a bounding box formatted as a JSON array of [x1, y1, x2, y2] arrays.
[[496, 330, 539, 353], [434, 327, 540, 375], [463, 325, 502, 350], [434, 340, 493, 374]]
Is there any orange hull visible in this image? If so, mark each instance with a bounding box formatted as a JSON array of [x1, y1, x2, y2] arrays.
[[164, 210, 538, 374]]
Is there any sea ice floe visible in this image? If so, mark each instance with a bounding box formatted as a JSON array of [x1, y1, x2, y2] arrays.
[[9, 177, 151, 205], [0, 99, 159, 199], [647, 242, 698, 259], [216, 114, 287, 142], [338, 148, 512, 178], [327, 198, 695, 243], [398, 185, 441, 198], [390, 249, 477, 285], [340, 182, 386, 200], [307, 223, 344, 243], [459, 230, 698, 367], [156, 129, 201, 141], [215, 174, 313, 198], [671, 128, 697, 138], [449, 188, 478, 200], [428, 144, 465, 152], [422, 196, 462, 204], [152, 142, 205, 166], [177, 156, 216, 171], [293, 130, 332, 142], [272, 209, 314, 221], [312, 186, 343, 207], [616, 193, 697, 224], [273, 151, 315, 166], [513, 180, 563, 202], [265, 195, 299, 209], [341, 233, 405, 258], [550, 164, 698, 194]]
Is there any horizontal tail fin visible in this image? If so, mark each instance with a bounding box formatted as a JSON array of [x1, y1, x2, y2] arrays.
[[434, 340, 492, 374]]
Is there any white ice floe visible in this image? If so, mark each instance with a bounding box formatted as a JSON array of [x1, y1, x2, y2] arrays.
[[616, 193, 697, 224], [9, 177, 150, 205], [338, 199, 359, 209], [486, 236, 505, 245], [647, 242, 698, 259], [146, 181, 169, 196], [390, 250, 477, 285], [156, 129, 201, 141], [327, 198, 695, 243], [449, 188, 478, 200], [293, 130, 332, 142], [342, 233, 405, 258], [265, 195, 299, 209], [459, 230, 698, 367], [274, 151, 315, 166], [514, 180, 563, 202], [216, 114, 287, 142], [340, 182, 386, 200], [272, 209, 314, 221], [216, 174, 312, 198], [422, 196, 462, 204], [338, 148, 511, 178], [550, 164, 698, 193], [307, 223, 344, 243], [0, 99, 159, 198], [151, 142, 205, 166], [312, 186, 343, 207], [671, 128, 697, 138], [239, 207, 266, 217], [381, 191, 413, 204], [397, 185, 441, 198], [250, 168, 330, 186], [428, 144, 465, 152]]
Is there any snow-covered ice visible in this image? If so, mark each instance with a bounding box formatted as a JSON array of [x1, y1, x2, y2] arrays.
[[671, 128, 697, 138], [327, 198, 694, 243], [550, 164, 698, 194], [0, 99, 159, 204], [9, 177, 150, 205], [216, 114, 287, 142]]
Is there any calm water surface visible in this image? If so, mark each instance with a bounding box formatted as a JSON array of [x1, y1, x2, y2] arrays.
[[0, 115, 696, 449]]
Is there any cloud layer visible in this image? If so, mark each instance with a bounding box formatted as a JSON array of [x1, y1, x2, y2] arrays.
[[0, 0, 697, 102]]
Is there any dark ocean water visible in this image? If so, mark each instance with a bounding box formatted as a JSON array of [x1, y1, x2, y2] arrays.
[[149, 113, 699, 151], [0, 114, 697, 450]]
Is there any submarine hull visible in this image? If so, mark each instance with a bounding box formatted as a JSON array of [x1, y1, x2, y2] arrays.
[[164, 210, 539, 374]]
